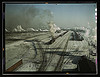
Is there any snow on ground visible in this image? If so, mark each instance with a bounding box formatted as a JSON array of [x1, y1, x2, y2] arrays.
[[5, 32, 51, 70], [5, 31, 97, 71]]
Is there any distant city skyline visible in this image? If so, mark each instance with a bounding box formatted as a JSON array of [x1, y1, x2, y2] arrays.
[[5, 3, 96, 31]]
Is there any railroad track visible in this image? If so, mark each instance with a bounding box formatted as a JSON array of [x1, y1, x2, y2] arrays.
[[37, 35, 63, 71], [43, 36, 65, 71], [54, 32, 71, 71], [13, 31, 72, 71], [12, 31, 91, 71], [37, 42, 47, 71], [38, 31, 72, 71]]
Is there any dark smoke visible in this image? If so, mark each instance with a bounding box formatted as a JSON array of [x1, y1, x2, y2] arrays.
[[5, 5, 54, 31]]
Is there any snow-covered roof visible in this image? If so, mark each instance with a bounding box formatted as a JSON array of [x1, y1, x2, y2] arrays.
[[42, 29, 49, 31], [5, 29, 9, 32], [27, 28, 35, 31], [12, 25, 25, 32], [17, 25, 25, 32], [13, 28, 17, 32]]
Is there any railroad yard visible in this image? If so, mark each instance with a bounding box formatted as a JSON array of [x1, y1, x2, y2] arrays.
[[5, 30, 97, 72]]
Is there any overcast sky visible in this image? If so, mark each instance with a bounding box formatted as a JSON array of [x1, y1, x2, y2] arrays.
[[5, 3, 96, 31]]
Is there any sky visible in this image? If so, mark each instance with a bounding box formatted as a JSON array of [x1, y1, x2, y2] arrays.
[[5, 3, 97, 31]]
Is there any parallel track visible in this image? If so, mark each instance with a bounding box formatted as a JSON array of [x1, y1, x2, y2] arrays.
[[37, 36, 63, 71], [38, 31, 71, 71], [54, 32, 70, 71]]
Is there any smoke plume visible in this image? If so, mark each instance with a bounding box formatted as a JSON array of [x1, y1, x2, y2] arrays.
[[5, 5, 54, 31]]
